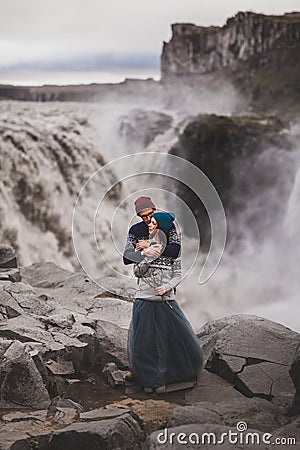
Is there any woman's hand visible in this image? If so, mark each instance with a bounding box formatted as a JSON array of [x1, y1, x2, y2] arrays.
[[136, 240, 150, 250], [155, 286, 167, 296], [143, 244, 162, 259]]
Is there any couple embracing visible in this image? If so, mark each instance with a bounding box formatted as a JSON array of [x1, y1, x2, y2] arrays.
[[123, 196, 203, 394]]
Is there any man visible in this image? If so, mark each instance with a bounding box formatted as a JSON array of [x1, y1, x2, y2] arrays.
[[123, 197, 181, 383], [123, 196, 181, 265]]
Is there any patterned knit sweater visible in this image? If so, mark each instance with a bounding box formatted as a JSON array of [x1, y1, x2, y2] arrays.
[[123, 221, 181, 265], [133, 256, 182, 301]]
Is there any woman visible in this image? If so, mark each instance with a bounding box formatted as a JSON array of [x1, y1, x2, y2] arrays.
[[127, 211, 203, 394]]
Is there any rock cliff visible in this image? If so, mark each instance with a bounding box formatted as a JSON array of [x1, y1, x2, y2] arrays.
[[161, 11, 300, 77], [161, 11, 300, 111], [0, 78, 161, 103], [0, 12, 299, 112]]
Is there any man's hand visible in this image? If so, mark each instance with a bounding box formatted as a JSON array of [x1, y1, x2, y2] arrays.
[[143, 244, 162, 259], [155, 286, 167, 296], [136, 240, 150, 251]]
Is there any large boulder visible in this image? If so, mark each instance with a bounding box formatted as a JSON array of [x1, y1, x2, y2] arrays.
[[0, 340, 50, 409], [95, 276, 137, 301], [0, 407, 144, 450], [288, 342, 300, 415], [0, 288, 23, 319], [48, 413, 144, 450], [168, 397, 288, 431], [20, 261, 73, 288], [0, 408, 144, 450], [96, 319, 129, 367], [1, 281, 57, 316], [0, 262, 134, 412], [0, 245, 17, 268], [196, 314, 299, 401], [118, 108, 173, 148]]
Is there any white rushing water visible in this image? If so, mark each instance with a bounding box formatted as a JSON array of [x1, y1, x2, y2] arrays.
[[0, 94, 299, 333], [72, 101, 300, 333]]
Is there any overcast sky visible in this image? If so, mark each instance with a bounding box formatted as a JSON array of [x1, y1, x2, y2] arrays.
[[0, 0, 299, 68]]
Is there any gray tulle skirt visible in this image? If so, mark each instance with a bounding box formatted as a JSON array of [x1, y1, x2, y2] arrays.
[[127, 298, 203, 388]]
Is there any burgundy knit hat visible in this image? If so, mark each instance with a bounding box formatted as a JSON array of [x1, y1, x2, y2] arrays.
[[134, 196, 156, 214]]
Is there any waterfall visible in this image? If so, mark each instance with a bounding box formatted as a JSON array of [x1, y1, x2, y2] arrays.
[[1, 98, 299, 332]]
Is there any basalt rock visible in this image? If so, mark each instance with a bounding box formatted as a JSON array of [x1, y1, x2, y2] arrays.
[[169, 113, 294, 245], [161, 12, 300, 112], [0, 245, 17, 268], [161, 12, 300, 78], [20, 261, 73, 288], [1, 262, 299, 449], [167, 397, 288, 431], [143, 315, 299, 449], [118, 108, 173, 149], [0, 407, 144, 450], [0, 262, 134, 415], [0, 340, 51, 409], [196, 314, 299, 402], [288, 342, 300, 415], [0, 268, 21, 282]]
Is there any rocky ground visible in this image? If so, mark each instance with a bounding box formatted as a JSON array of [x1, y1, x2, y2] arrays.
[[0, 259, 299, 449]]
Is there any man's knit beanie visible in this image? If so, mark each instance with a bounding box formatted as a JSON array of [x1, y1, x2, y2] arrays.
[[152, 212, 175, 233], [134, 196, 156, 214]]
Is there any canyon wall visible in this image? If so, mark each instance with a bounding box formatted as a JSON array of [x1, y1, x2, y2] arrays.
[[161, 11, 300, 78]]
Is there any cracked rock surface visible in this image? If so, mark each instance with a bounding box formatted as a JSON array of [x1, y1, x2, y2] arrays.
[[168, 397, 288, 431], [0, 406, 144, 450], [0, 262, 134, 408], [197, 314, 299, 400], [0, 262, 299, 449]]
